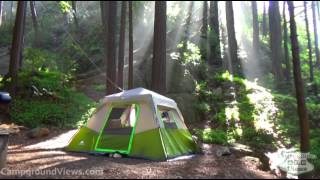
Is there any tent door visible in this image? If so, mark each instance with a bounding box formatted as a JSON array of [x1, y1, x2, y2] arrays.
[[94, 103, 140, 154]]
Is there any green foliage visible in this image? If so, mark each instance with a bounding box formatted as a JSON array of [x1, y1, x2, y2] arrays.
[[9, 64, 95, 128], [194, 128, 228, 145], [59, 1, 72, 13]]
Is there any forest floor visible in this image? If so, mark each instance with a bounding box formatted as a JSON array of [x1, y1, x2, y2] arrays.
[[1, 128, 277, 179]]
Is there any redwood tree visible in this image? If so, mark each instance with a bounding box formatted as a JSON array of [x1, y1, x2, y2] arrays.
[[151, 1, 167, 94], [269, 1, 284, 87], [30, 1, 39, 46], [9, 1, 27, 97], [128, 1, 133, 89], [312, 1, 320, 67], [105, 1, 118, 95], [283, 1, 291, 82], [226, 1, 241, 76], [117, 1, 127, 89], [287, 1, 310, 154], [0, 1, 3, 26], [208, 1, 221, 66]]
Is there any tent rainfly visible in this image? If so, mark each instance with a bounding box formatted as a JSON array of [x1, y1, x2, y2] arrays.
[[66, 88, 198, 160]]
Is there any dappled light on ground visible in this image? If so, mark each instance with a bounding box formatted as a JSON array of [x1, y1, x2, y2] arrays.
[[25, 129, 77, 150]]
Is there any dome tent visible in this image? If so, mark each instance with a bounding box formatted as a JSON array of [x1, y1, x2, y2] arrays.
[[66, 88, 198, 160]]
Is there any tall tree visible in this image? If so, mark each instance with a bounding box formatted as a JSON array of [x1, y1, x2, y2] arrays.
[[269, 1, 284, 87], [208, 1, 221, 66], [251, 1, 260, 65], [151, 1, 167, 94], [30, 1, 39, 46], [283, 1, 291, 82], [9, 1, 13, 26], [304, 1, 314, 84], [287, 0, 310, 157], [71, 1, 79, 29], [105, 1, 118, 95], [252, 1, 259, 51], [312, 1, 320, 67], [200, 1, 208, 63], [128, 1, 133, 89], [8, 1, 27, 97], [226, 1, 241, 76], [117, 1, 127, 89], [262, 1, 267, 36], [0, 1, 3, 26]]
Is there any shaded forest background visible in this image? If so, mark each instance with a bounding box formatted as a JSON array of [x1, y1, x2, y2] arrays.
[[0, 1, 320, 176]]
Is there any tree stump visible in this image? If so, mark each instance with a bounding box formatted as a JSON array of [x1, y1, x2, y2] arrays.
[[0, 132, 9, 169]]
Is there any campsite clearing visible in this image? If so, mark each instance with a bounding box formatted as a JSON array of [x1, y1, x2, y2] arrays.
[[1, 129, 276, 179]]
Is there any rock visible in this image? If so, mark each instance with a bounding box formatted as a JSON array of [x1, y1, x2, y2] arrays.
[[243, 156, 263, 169], [230, 143, 253, 154], [113, 153, 122, 158], [27, 127, 50, 139], [216, 146, 231, 157]]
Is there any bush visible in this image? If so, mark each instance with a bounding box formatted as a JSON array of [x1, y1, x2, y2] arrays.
[[194, 128, 228, 145], [9, 69, 96, 128]]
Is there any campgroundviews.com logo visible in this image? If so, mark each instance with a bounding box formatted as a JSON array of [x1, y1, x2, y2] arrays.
[[270, 148, 317, 176]]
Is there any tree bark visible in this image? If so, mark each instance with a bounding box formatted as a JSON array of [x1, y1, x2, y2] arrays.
[[128, 1, 133, 89], [226, 1, 241, 76], [200, 1, 208, 63], [71, 1, 79, 29], [151, 1, 167, 94], [304, 2, 314, 83], [262, 1, 267, 36], [30, 1, 39, 46], [283, 1, 291, 82], [252, 1, 259, 50], [269, 1, 284, 87], [312, 1, 320, 67], [0, 1, 3, 26], [208, 1, 221, 66], [105, 1, 118, 95], [117, 1, 127, 89], [287, 1, 310, 155], [9, 1, 27, 97]]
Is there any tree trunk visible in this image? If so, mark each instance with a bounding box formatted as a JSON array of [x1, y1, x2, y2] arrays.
[[71, 1, 79, 29], [117, 1, 127, 89], [304, 2, 314, 83], [262, 1, 267, 36], [30, 1, 39, 46], [312, 1, 320, 67], [287, 0, 310, 155], [0, 1, 3, 26], [8, 1, 27, 97], [105, 1, 118, 95], [208, 1, 221, 66], [269, 1, 284, 88], [252, 1, 259, 51], [181, 2, 194, 56], [226, 1, 241, 76], [9, 1, 13, 27], [200, 1, 208, 63], [283, 1, 291, 82], [151, 1, 167, 94], [128, 1, 133, 89]]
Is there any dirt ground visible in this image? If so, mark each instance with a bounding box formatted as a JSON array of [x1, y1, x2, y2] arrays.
[[0, 129, 278, 179]]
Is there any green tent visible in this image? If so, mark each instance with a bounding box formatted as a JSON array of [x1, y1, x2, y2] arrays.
[[66, 88, 199, 160]]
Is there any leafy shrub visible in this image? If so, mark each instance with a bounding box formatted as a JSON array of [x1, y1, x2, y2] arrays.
[[194, 128, 228, 145], [9, 69, 96, 128]]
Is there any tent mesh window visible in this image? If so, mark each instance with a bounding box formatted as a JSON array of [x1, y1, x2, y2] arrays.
[[158, 106, 182, 129], [96, 104, 137, 151]]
